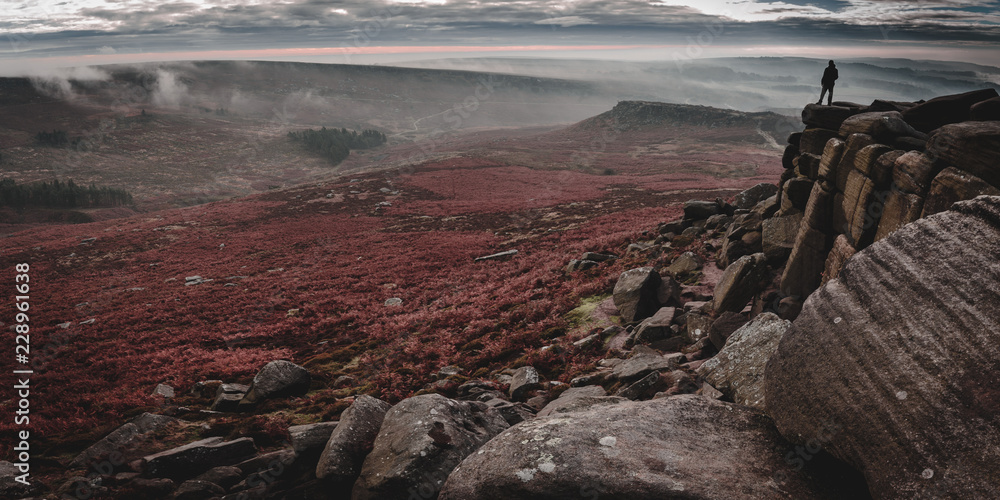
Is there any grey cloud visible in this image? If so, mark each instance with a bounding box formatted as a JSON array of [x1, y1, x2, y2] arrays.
[[0, 0, 998, 62]]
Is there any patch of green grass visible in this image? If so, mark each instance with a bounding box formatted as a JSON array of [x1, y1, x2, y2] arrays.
[[563, 294, 612, 328]]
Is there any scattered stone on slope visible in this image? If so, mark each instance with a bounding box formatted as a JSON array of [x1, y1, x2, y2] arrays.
[[712, 253, 768, 313], [765, 196, 1000, 499], [628, 307, 677, 346], [610, 350, 683, 382], [174, 479, 226, 500], [193, 466, 243, 491], [666, 251, 703, 276], [212, 383, 249, 412], [683, 200, 723, 221], [352, 394, 509, 500], [565, 259, 598, 272], [509, 366, 542, 401], [152, 383, 175, 398], [612, 267, 662, 323], [440, 394, 865, 500], [536, 386, 619, 417], [708, 311, 749, 350], [698, 312, 789, 411], [615, 370, 669, 400], [239, 360, 311, 408], [581, 251, 618, 262]]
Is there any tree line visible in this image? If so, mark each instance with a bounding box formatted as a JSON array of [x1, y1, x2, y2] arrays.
[[0, 178, 133, 209], [287, 127, 387, 165]]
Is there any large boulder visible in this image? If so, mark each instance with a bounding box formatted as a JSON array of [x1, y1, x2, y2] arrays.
[[352, 394, 509, 500], [440, 395, 865, 500], [666, 251, 702, 276], [712, 253, 768, 313], [924, 121, 1000, 188], [890, 150, 938, 195], [901, 88, 999, 133], [612, 267, 662, 323], [970, 96, 1000, 121], [629, 307, 677, 345], [239, 360, 311, 408], [873, 188, 924, 242], [315, 395, 391, 484], [734, 183, 780, 210], [821, 234, 856, 285], [288, 421, 339, 457], [70, 413, 178, 469], [697, 313, 790, 411], [142, 437, 256, 480], [610, 350, 682, 382], [536, 386, 619, 417], [683, 200, 723, 221], [765, 196, 1000, 499], [920, 167, 1000, 218], [509, 366, 542, 401], [838, 111, 926, 143]]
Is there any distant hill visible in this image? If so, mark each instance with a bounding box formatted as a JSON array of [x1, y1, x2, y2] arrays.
[[577, 101, 794, 134]]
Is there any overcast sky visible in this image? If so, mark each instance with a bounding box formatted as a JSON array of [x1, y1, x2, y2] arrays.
[[2, 0, 999, 71]]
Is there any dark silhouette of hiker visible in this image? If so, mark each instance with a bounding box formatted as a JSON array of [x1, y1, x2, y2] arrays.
[[818, 60, 838, 105]]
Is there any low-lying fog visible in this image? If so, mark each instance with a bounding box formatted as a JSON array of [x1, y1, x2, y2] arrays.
[[10, 56, 1000, 138]]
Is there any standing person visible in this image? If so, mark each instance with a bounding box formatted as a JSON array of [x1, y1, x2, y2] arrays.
[[818, 60, 838, 106]]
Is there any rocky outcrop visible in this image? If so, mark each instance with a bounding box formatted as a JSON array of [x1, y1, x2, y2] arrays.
[[352, 394, 509, 500], [440, 395, 858, 500], [776, 90, 1000, 304], [764, 196, 1000, 499]]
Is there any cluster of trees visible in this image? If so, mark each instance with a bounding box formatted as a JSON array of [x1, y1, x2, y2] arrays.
[[287, 127, 387, 165], [36, 129, 69, 146], [0, 178, 133, 208]]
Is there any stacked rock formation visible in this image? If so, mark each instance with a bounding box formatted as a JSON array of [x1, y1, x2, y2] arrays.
[[776, 89, 1000, 305]]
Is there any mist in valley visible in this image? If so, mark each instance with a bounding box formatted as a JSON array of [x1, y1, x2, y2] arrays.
[[2, 55, 998, 215]]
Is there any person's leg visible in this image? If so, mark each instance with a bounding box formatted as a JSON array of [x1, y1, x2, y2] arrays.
[[827, 86, 834, 105], [818, 87, 826, 105]]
